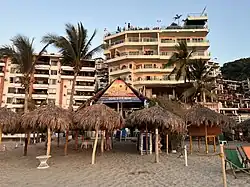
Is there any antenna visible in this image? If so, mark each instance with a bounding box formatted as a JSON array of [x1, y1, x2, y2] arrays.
[[201, 6, 207, 16]]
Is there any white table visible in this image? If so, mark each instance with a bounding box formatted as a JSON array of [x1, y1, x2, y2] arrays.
[[36, 155, 51, 169]]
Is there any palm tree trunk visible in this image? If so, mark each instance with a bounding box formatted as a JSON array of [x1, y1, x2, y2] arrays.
[[46, 127, 51, 156], [75, 130, 78, 150], [92, 129, 99, 164], [68, 71, 78, 111], [24, 87, 29, 113], [101, 130, 105, 154], [203, 91, 206, 103]]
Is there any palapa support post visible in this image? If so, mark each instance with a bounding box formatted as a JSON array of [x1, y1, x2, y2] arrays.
[[220, 144, 227, 187], [23, 137, 28, 156], [184, 145, 188, 166], [146, 128, 148, 155], [57, 130, 60, 147], [33, 132, 36, 144], [46, 127, 51, 156], [189, 136, 192, 154], [198, 137, 201, 152], [213, 136, 216, 152], [166, 134, 168, 154], [0, 126, 2, 144], [101, 130, 105, 154], [36, 132, 40, 143], [64, 130, 69, 155], [75, 130, 78, 150], [155, 128, 159, 163], [205, 125, 208, 154], [92, 129, 99, 164]]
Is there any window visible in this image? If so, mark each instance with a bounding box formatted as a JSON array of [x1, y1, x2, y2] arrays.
[[51, 70, 57, 75], [48, 99, 55, 104], [7, 98, 12, 103], [10, 67, 16, 73], [9, 77, 14, 83], [8, 88, 16, 93], [129, 64, 132, 69], [48, 88, 56, 94], [51, 61, 58, 66], [144, 64, 152, 69], [66, 99, 70, 105], [50, 79, 57, 85], [67, 89, 71, 95]]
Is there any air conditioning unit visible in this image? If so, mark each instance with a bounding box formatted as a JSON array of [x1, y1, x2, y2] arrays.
[[64, 85, 67, 88], [63, 94, 66, 96]]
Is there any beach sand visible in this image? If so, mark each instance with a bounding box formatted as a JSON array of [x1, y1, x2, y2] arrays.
[[1, 140, 250, 187]]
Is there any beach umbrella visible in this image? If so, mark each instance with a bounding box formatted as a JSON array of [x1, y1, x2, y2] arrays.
[[0, 107, 20, 144], [73, 104, 124, 164], [21, 103, 73, 156], [126, 105, 186, 163]]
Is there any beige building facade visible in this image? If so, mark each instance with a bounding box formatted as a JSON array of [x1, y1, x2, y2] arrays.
[[0, 53, 96, 112], [104, 14, 210, 97]]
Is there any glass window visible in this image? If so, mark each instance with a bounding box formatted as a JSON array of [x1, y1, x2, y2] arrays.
[[8, 87, 16, 93], [51, 79, 57, 85], [7, 98, 12, 103], [67, 89, 71, 95], [51, 61, 58, 66], [51, 70, 57, 75]]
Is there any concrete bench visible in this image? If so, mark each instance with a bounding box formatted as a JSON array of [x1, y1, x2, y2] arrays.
[[36, 155, 51, 169]]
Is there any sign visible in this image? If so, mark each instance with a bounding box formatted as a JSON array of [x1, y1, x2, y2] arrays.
[[99, 79, 141, 103]]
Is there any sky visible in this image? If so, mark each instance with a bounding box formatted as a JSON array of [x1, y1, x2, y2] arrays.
[[0, 0, 249, 64]]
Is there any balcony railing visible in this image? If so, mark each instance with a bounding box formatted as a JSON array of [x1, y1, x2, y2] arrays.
[[105, 25, 208, 37]]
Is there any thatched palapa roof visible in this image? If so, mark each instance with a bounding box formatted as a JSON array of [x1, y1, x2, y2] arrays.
[[185, 105, 235, 129], [74, 104, 124, 131], [0, 107, 20, 133], [21, 104, 73, 131], [126, 105, 186, 133]]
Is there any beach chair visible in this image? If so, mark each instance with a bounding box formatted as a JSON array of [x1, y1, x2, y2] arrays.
[[224, 148, 250, 178], [218, 134, 227, 145]]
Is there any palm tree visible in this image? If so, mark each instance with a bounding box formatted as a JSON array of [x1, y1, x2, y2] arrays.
[[165, 41, 195, 83], [0, 35, 49, 113], [173, 14, 182, 26], [42, 22, 102, 111], [180, 59, 217, 103], [0, 35, 49, 156]]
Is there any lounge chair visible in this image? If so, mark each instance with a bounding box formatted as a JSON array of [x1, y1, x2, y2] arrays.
[[224, 148, 250, 178]]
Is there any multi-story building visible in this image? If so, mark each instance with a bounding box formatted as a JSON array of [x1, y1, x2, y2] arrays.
[[0, 53, 96, 112], [103, 13, 210, 98], [95, 58, 109, 90]]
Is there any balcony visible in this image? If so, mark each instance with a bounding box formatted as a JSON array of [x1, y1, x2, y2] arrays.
[[72, 95, 91, 100], [75, 85, 95, 91], [34, 73, 49, 78], [35, 64, 50, 70], [0, 62, 5, 66], [76, 76, 95, 81], [133, 77, 184, 86], [109, 68, 131, 75], [32, 93, 48, 99], [0, 72, 4, 76], [134, 66, 174, 73], [104, 25, 209, 39], [106, 51, 159, 63], [61, 66, 95, 72], [160, 39, 209, 47], [33, 83, 49, 89]]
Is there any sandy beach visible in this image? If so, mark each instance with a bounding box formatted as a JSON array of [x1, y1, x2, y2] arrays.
[[1, 140, 250, 187]]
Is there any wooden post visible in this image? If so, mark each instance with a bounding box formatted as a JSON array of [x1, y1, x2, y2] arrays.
[[64, 130, 69, 155], [166, 134, 169, 154], [23, 136, 28, 156], [205, 125, 208, 154], [92, 129, 99, 164], [184, 145, 188, 166], [0, 126, 2, 144], [198, 137, 201, 152], [189, 136, 192, 154], [101, 130, 105, 154], [33, 132, 36, 144], [36, 132, 39, 143], [57, 130, 60, 147], [155, 128, 159, 163], [145, 128, 148, 154], [46, 127, 51, 156], [75, 130, 78, 150], [213, 136, 216, 152], [220, 144, 227, 187], [27, 131, 31, 145]]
